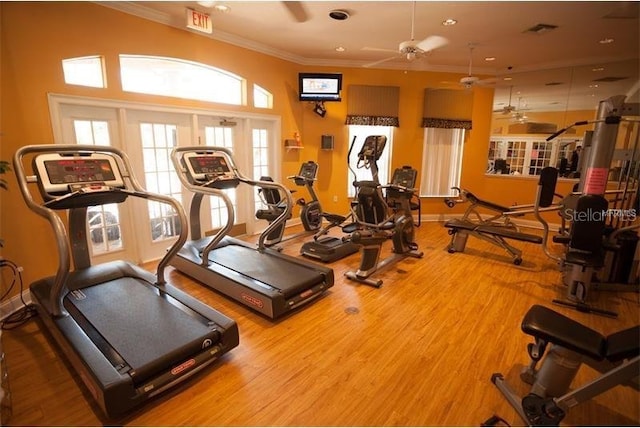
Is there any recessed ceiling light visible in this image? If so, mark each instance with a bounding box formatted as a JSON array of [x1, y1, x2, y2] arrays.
[[599, 37, 614, 44], [442, 18, 457, 26], [329, 10, 350, 20], [503, 77, 513, 81], [484, 57, 496, 61], [592, 67, 605, 72], [335, 46, 345, 52], [589, 84, 599, 88]]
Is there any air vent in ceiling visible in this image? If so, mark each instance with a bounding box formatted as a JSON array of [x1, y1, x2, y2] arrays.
[[524, 23, 558, 34], [593, 76, 628, 83], [545, 82, 564, 86]]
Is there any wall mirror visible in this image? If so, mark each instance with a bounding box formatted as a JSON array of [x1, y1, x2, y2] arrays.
[[487, 58, 639, 178]]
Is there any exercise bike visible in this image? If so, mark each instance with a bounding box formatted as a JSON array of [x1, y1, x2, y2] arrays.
[[256, 160, 323, 247], [343, 135, 424, 288]]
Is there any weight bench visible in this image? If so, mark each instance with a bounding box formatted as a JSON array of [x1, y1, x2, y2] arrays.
[[492, 304, 639, 426], [444, 167, 559, 265], [444, 219, 542, 265]]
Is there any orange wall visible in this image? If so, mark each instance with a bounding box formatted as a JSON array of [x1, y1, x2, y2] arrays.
[[0, 2, 593, 290]]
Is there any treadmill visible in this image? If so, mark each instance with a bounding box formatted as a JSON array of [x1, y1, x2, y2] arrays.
[[170, 146, 334, 319], [13, 145, 239, 419]]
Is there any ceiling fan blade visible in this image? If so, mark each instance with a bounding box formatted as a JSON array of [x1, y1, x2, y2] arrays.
[[416, 35, 448, 52], [282, 1, 309, 23], [362, 46, 399, 54], [363, 55, 400, 68]]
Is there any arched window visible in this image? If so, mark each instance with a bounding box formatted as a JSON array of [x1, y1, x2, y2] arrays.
[[253, 84, 273, 109], [119, 55, 245, 105]]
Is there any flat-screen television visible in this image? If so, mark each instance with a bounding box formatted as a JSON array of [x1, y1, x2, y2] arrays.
[[299, 73, 342, 102]]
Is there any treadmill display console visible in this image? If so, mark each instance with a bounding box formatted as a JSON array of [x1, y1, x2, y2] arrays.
[[184, 153, 238, 189], [34, 153, 125, 196]]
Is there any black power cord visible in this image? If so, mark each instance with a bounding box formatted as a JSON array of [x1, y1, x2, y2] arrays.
[[1, 259, 37, 330]]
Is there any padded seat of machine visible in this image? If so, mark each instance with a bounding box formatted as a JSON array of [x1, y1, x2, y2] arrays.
[[444, 219, 543, 244], [464, 191, 511, 213], [521, 305, 606, 361], [605, 325, 640, 363]]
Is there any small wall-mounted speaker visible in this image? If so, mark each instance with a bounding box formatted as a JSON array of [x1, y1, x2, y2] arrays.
[[321, 134, 334, 150]]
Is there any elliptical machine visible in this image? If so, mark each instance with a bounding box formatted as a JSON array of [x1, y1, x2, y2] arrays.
[[343, 135, 424, 288], [256, 160, 323, 247]]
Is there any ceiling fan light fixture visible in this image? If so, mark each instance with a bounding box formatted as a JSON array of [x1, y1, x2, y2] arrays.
[[213, 4, 230, 13]]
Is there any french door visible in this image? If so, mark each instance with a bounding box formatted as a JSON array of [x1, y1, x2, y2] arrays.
[[50, 95, 280, 264]]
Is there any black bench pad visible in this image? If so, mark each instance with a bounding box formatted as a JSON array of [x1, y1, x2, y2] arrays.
[[444, 219, 543, 244], [606, 325, 640, 362], [522, 305, 606, 361]]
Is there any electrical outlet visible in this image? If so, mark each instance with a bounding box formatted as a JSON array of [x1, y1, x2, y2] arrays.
[[333, 195, 338, 202]]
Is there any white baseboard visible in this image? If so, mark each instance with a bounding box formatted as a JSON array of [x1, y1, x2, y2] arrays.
[[1, 290, 32, 322]]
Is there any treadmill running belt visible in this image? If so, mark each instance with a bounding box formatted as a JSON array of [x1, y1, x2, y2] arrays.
[[208, 244, 324, 298], [68, 277, 217, 382]]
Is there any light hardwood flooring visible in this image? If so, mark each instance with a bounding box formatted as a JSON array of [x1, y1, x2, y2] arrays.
[[2, 221, 639, 426]]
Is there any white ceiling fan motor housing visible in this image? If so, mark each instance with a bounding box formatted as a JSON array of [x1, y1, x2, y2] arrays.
[[460, 75, 479, 87]]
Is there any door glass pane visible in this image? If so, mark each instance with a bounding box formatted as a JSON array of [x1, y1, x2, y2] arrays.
[[204, 126, 236, 229], [252, 128, 271, 214], [73, 119, 123, 255], [140, 122, 182, 241]]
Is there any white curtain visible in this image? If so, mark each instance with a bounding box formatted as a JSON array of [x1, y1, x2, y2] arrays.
[[420, 128, 465, 197]]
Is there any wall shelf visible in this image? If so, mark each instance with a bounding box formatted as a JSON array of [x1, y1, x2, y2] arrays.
[[284, 139, 303, 151]]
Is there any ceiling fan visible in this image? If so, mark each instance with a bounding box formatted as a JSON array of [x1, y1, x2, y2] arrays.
[[362, 1, 448, 68], [459, 44, 495, 88], [495, 96, 529, 122], [493, 86, 517, 115]]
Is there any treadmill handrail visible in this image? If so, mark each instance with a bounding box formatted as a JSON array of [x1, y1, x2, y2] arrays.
[[13, 144, 189, 316], [171, 146, 293, 251]]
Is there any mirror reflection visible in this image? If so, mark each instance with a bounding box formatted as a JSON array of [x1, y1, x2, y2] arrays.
[[488, 58, 639, 179]]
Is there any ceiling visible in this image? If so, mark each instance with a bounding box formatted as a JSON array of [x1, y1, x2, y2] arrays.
[[101, 1, 639, 113]]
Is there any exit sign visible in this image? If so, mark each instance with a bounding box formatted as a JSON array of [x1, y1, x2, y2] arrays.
[[186, 8, 212, 34]]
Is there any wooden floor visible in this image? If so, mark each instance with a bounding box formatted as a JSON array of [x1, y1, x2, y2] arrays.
[[3, 221, 639, 426]]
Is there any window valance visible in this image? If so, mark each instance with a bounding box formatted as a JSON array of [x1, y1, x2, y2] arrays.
[[346, 85, 400, 127], [422, 88, 473, 129]]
